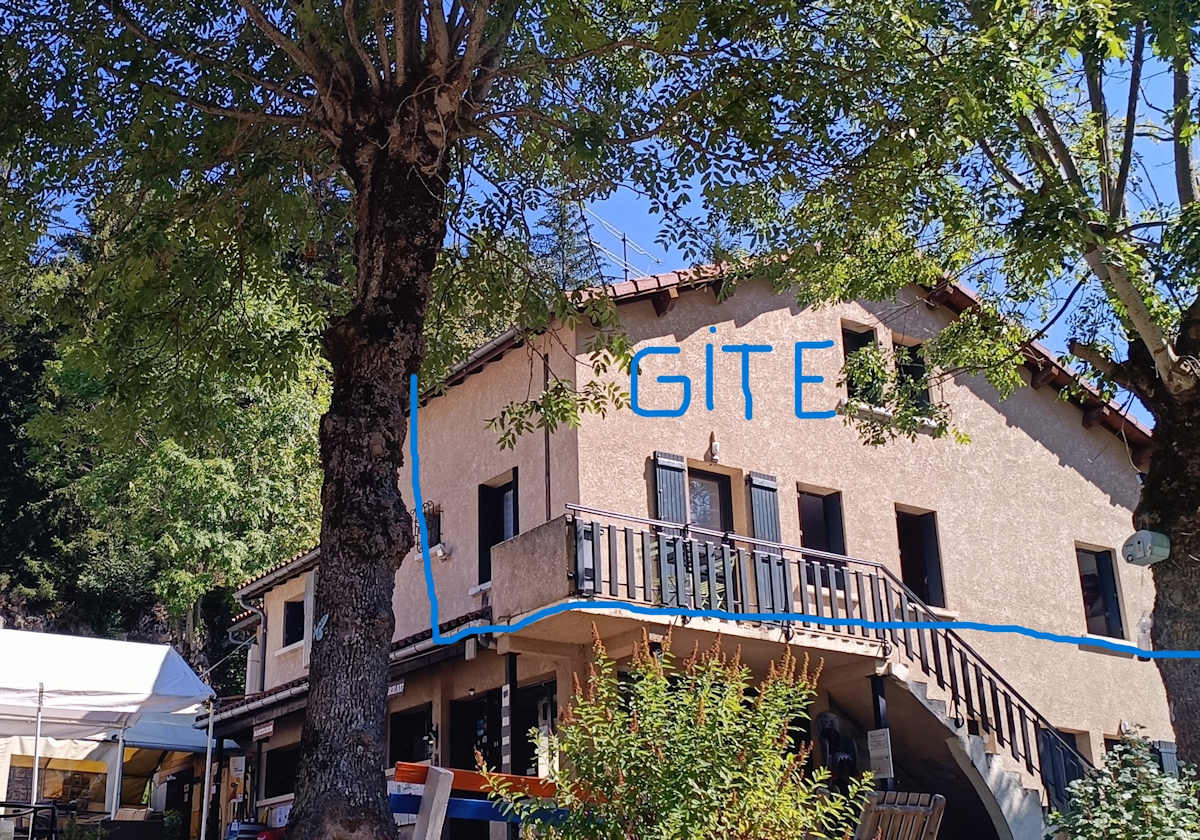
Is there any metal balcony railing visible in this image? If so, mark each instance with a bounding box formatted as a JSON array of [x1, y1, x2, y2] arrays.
[[565, 504, 1091, 810]]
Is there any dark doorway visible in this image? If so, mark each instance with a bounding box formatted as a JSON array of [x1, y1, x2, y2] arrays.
[[896, 509, 945, 607], [163, 768, 193, 816], [448, 690, 503, 840], [512, 680, 557, 778]]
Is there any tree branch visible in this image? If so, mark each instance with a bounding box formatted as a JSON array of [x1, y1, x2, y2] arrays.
[[425, 0, 451, 72], [236, 0, 326, 97], [105, 0, 311, 106], [1084, 52, 1113, 214], [1068, 340, 1155, 400], [1173, 55, 1197, 206], [142, 81, 305, 126], [374, 0, 391, 85], [343, 0, 382, 96], [1112, 22, 1145, 221], [1081, 249, 1195, 393], [978, 138, 1029, 192], [1032, 106, 1086, 193]]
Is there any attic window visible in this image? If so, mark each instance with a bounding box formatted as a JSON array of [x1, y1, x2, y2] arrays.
[[894, 340, 931, 408], [283, 599, 305, 647], [841, 324, 879, 404]]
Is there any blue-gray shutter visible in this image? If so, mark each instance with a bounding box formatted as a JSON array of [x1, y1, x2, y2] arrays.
[[749, 472, 781, 543], [823, 493, 846, 555], [654, 451, 687, 524], [1155, 741, 1179, 777], [1095, 550, 1124, 638]]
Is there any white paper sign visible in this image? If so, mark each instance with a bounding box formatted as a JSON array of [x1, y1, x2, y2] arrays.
[[867, 728, 894, 779]]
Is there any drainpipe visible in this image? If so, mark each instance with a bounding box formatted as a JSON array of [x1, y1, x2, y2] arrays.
[[543, 354, 552, 521]]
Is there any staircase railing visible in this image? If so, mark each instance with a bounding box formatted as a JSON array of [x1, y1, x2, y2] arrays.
[[565, 505, 1091, 810]]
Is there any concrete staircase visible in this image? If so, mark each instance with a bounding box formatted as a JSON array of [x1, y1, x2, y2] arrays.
[[904, 672, 1047, 840]]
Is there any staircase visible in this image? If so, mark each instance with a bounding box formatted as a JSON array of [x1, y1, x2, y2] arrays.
[[567, 506, 1091, 840]]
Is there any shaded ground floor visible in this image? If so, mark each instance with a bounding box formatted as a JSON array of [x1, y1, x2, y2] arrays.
[[208, 608, 1169, 840]]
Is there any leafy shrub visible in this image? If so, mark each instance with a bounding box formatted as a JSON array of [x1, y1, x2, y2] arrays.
[[1047, 736, 1200, 839], [486, 629, 868, 839]]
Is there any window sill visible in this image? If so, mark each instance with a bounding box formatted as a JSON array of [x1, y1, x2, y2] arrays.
[[1077, 633, 1135, 658], [925, 605, 959, 621], [274, 640, 305, 657], [468, 581, 492, 596], [256, 794, 294, 808], [836, 399, 940, 436], [429, 542, 451, 561]]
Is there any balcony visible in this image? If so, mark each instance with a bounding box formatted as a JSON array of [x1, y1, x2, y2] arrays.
[[488, 505, 1091, 811]]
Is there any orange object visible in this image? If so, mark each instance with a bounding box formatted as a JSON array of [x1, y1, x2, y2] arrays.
[[394, 762, 558, 800]]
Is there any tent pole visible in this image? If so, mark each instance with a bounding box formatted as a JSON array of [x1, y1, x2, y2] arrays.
[[199, 699, 215, 840], [27, 683, 42, 840], [110, 724, 126, 819]]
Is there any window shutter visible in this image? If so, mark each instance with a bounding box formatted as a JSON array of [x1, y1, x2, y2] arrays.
[[918, 513, 946, 608], [822, 493, 846, 555], [749, 472, 781, 543], [1095, 550, 1124, 637], [1155, 741, 1179, 777], [654, 451, 687, 524]]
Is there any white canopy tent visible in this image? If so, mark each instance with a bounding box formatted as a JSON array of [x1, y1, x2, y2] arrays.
[[0, 630, 216, 831]]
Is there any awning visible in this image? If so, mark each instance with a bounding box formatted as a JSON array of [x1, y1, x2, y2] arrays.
[[0, 629, 214, 737]]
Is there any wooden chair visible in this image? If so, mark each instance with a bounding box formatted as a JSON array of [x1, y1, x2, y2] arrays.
[[853, 791, 946, 840]]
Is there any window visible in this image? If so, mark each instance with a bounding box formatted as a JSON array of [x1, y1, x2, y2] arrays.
[[389, 704, 434, 764], [282, 599, 305, 647], [1076, 547, 1123, 638], [841, 325, 880, 404], [688, 469, 733, 531], [799, 491, 845, 555], [800, 490, 846, 587], [478, 469, 518, 583], [423, 502, 442, 547], [896, 508, 945, 608], [895, 341, 931, 408], [262, 744, 301, 799]]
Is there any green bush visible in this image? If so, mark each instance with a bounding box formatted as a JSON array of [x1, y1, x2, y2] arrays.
[[1048, 736, 1200, 840], [486, 629, 868, 839]]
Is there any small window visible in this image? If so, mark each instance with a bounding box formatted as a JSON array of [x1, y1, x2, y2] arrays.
[[1076, 547, 1123, 638], [479, 470, 518, 583], [283, 599, 305, 647], [895, 342, 931, 408], [841, 326, 880, 404], [896, 508, 945, 608], [688, 469, 733, 531], [262, 744, 301, 799], [423, 503, 442, 547], [390, 704, 434, 764]]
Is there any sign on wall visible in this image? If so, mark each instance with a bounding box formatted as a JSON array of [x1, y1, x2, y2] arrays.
[[867, 728, 894, 779]]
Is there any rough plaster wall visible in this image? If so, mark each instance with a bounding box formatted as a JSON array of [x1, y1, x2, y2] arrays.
[[571, 279, 1169, 758], [262, 573, 311, 689], [392, 332, 581, 640]]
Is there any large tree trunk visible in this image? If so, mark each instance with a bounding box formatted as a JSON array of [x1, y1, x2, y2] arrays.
[[287, 144, 446, 840], [1142, 395, 1200, 766]]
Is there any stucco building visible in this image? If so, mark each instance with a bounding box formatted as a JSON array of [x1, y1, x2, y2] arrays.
[[208, 272, 1174, 840]]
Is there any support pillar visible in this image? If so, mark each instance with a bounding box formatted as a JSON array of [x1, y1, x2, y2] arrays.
[[503, 653, 519, 840], [870, 675, 895, 791]]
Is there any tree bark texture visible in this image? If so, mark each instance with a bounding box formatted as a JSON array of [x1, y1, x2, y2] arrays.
[[1144, 396, 1200, 766], [287, 141, 447, 840]]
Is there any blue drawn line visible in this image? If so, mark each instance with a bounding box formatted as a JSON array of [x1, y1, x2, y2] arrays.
[[408, 374, 1200, 661]]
